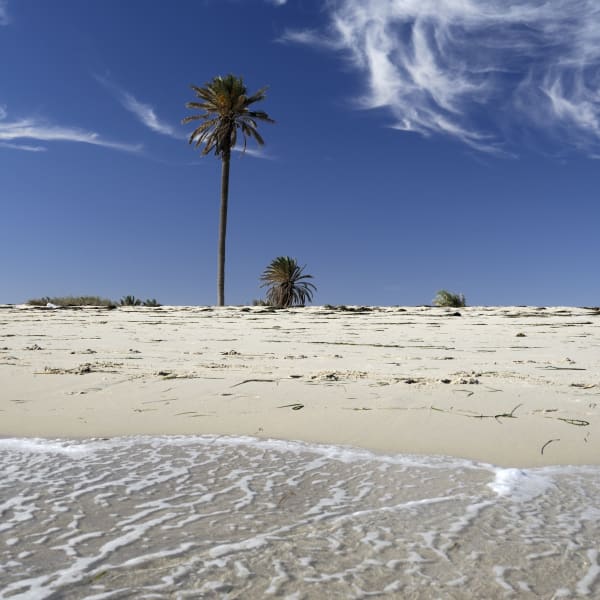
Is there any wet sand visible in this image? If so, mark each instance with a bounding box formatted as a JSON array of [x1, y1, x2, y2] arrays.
[[1, 304, 599, 467]]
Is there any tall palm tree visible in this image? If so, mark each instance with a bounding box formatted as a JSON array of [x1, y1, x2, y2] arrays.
[[183, 74, 274, 306], [260, 256, 316, 308]]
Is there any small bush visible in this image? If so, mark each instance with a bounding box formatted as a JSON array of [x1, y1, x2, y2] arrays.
[[433, 290, 466, 308], [120, 295, 142, 306], [27, 296, 116, 307], [252, 298, 271, 306], [142, 299, 162, 307]]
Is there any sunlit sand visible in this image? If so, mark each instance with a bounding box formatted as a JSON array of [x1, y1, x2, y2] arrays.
[[2, 304, 598, 467]]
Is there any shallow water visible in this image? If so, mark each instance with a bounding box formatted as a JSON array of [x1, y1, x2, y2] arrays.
[[1, 436, 599, 599]]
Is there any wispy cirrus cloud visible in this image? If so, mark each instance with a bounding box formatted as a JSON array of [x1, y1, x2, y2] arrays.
[[281, 0, 600, 155], [0, 141, 47, 152], [232, 145, 274, 160], [95, 75, 182, 139], [0, 108, 141, 153], [0, 0, 10, 26]]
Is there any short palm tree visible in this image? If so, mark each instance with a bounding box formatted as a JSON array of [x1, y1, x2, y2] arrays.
[[260, 257, 316, 308], [183, 74, 274, 306]]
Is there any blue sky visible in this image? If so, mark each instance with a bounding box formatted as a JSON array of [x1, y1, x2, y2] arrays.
[[1, 0, 599, 306]]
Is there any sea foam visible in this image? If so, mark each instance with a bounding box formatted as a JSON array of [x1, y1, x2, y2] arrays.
[[1, 435, 599, 599]]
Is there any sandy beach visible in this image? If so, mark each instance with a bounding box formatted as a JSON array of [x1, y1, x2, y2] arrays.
[[1, 304, 598, 468]]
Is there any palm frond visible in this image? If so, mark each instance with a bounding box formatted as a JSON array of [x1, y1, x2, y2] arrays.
[[183, 74, 274, 158]]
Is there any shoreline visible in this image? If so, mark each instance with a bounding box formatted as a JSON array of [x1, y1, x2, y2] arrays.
[[1, 304, 598, 468]]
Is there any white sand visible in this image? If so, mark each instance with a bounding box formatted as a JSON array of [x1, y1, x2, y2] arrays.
[[1, 304, 598, 467]]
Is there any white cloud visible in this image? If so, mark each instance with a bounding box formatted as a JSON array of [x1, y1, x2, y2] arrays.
[[0, 142, 46, 152], [0, 116, 142, 153], [266, 0, 287, 5], [95, 75, 182, 138], [232, 145, 274, 160], [284, 0, 600, 154], [0, 0, 10, 26], [121, 92, 180, 138]]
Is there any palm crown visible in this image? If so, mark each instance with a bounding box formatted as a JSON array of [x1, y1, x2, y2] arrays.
[[260, 256, 316, 308], [183, 74, 274, 156]]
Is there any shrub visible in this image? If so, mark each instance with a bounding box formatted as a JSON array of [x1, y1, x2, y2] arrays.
[[252, 299, 271, 306], [433, 290, 466, 308], [120, 295, 142, 306], [142, 299, 162, 307], [27, 296, 116, 307]]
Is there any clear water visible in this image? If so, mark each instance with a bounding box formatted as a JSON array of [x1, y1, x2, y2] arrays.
[[1, 436, 599, 599]]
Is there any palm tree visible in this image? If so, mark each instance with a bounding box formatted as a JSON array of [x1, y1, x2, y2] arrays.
[[260, 256, 316, 308], [183, 74, 274, 306]]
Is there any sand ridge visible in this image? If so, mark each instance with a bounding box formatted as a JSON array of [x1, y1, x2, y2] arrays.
[[1, 304, 599, 467]]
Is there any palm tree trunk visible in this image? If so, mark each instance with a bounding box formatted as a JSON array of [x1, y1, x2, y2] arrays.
[[217, 150, 230, 306]]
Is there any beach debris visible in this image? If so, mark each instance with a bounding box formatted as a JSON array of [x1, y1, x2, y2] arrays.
[[204, 362, 232, 369], [540, 439, 560, 455], [430, 403, 521, 423], [323, 305, 373, 312], [454, 376, 480, 384], [451, 389, 475, 397], [70, 348, 97, 355], [310, 370, 368, 382], [277, 403, 304, 410], [276, 491, 297, 507], [556, 417, 590, 427], [221, 349, 241, 356], [88, 570, 108, 584], [320, 372, 339, 381], [516, 333, 527, 337], [156, 371, 202, 380], [570, 383, 597, 389], [231, 378, 276, 387], [40, 361, 122, 375], [392, 376, 426, 385], [450, 371, 481, 384], [1, 355, 20, 365], [24, 344, 43, 350]]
